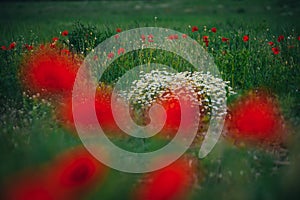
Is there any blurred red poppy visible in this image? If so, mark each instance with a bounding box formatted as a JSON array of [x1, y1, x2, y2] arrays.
[[116, 28, 122, 33], [211, 27, 217, 33], [268, 41, 274, 46], [133, 157, 198, 200], [3, 146, 108, 200], [1, 45, 6, 50], [226, 90, 284, 144], [147, 90, 202, 138], [47, 146, 108, 200], [57, 85, 128, 135], [191, 26, 199, 32], [243, 35, 249, 42], [20, 44, 81, 97]]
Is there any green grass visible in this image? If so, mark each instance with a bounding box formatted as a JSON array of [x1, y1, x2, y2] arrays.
[[0, 0, 300, 200]]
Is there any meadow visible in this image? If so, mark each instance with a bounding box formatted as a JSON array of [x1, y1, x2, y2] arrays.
[[0, 0, 300, 199]]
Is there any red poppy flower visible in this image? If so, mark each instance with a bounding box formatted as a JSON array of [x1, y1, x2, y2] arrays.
[[168, 34, 179, 40], [226, 90, 284, 144], [52, 37, 59, 42], [203, 35, 209, 42], [268, 41, 274, 46], [48, 147, 107, 193], [133, 157, 197, 200], [148, 34, 154, 42], [191, 26, 199, 32], [117, 47, 125, 55], [243, 35, 249, 42], [182, 34, 187, 39], [25, 44, 34, 51], [3, 146, 108, 200], [277, 35, 284, 42], [211, 27, 217, 33], [222, 37, 229, 42], [1, 45, 6, 50], [116, 28, 122, 33], [9, 42, 16, 50], [141, 34, 146, 41], [298, 36, 300, 41], [114, 34, 119, 39], [20, 44, 81, 96], [61, 30, 69, 36], [107, 52, 114, 59], [272, 47, 280, 55], [147, 90, 201, 137], [57, 85, 128, 135]]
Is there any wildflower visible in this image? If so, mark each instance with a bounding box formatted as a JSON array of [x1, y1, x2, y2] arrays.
[[116, 28, 122, 33], [52, 37, 59, 42], [117, 47, 125, 55], [141, 34, 146, 41], [9, 42, 16, 50], [226, 90, 284, 144], [58, 85, 128, 134], [20, 45, 80, 96], [1, 45, 6, 50], [211, 27, 217, 33], [133, 157, 197, 200], [243, 35, 249, 42], [114, 34, 119, 39], [107, 52, 114, 59], [298, 36, 300, 41], [222, 37, 229, 42], [268, 41, 274, 46], [61, 30, 69, 36], [191, 26, 199, 32], [182, 34, 187, 39], [168, 34, 179, 40], [277, 35, 284, 42], [49, 146, 107, 191], [203, 36, 209, 47], [148, 34, 154, 42], [25, 44, 33, 51], [272, 47, 280, 55], [203, 35, 209, 42]]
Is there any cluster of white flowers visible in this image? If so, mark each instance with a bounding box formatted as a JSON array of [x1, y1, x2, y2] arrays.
[[120, 69, 235, 117]]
